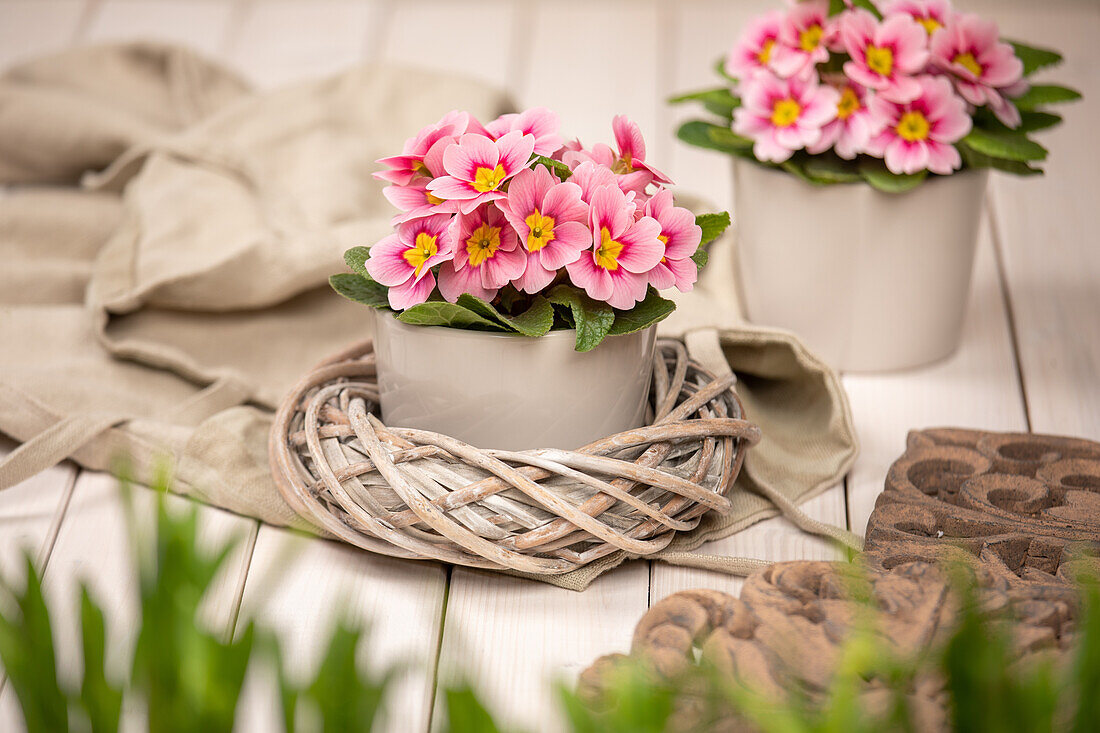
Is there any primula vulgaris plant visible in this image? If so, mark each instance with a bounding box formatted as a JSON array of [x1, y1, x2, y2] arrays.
[[672, 0, 1081, 192], [331, 109, 730, 351]]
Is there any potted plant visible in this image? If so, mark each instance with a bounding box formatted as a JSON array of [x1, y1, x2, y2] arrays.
[[331, 109, 729, 450], [671, 0, 1079, 371]]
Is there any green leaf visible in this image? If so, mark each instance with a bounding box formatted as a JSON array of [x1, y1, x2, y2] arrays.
[[803, 154, 863, 184], [455, 294, 555, 337], [713, 56, 737, 83], [668, 87, 740, 119], [547, 285, 614, 352], [79, 586, 122, 733], [858, 159, 928, 193], [532, 155, 572, 180], [851, 0, 883, 20], [780, 157, 822, 186], [396, 300, 504, 330], [307, 624, 390, 733], [442, 685, 502, 733], [343, 246, 371, 279], [1017, 111, 1063, 133], [1011, 84, 1082, 111], [608, 287, 675, 336], [962, 128, 1048, 162], [676, 120, 753, 156], [0, 554, 69, 733], [959, 142, 1043, 176], [1008, 40, 1063, 76], [329, 273, 390, 309], [696, 211, 730, 247], [973, 107, 1062, 135], [827, 0, 846, 16], [691, 246, 709, 269]]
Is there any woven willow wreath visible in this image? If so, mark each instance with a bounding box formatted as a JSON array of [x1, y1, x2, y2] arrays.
[[269, 338, 761, 575]]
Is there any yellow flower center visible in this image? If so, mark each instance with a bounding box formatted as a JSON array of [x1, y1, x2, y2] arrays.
[[799, 24, 823, 53], [758, 38, 776, 65], [896, 111, 931, 142], [658, 234, 669, 246], [425, 190, 444, 206], [411, 160, 430, 176], [595, 227, 624, 271], [953, 51, 983, 77], [918, 16, 942, 35], [465, 224, 502, 266], [611, 153, 634, 175], [402, 232, 438, 276], [524, 209, 556, 252], [865, 45, 894, 76], [472, 164, 507, 193], [770, 98, 802, 128], [837, 86, 861, 120]]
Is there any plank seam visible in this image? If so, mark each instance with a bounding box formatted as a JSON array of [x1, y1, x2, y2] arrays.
[[985, 191, 1034, 432]]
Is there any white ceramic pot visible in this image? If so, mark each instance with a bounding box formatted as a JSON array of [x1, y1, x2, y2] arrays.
[[371, 312, 657, 450], [732, 159, 989, 372]]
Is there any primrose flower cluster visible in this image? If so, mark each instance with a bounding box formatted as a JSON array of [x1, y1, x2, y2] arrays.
[[726, 0, 1025, 175], [364, 110, 705, 312]]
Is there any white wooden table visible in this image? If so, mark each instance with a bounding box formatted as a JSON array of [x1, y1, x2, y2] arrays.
[[1, 1, 1097, 731]]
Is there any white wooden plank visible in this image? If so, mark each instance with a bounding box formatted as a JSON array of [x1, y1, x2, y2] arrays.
[[227, 0, 378, 88], [0, 439, 77, 589], [0, 471, 257, 731], [663, 0, 773, 207], [85, 0, 238, 56], [380, 0, 517, 89], [434, 564, 649, 732], [523, 0, 664, 160], [0, 0, 85, 70], [844, 220, 1029, 533], [234, 527, 446, 733], [650, 488, 847, 601], [973, 0, 1100, 440]]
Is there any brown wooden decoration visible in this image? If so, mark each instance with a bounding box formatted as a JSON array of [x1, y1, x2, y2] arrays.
[[269, 338, 760, 576], [579, 429, 1100, 727]]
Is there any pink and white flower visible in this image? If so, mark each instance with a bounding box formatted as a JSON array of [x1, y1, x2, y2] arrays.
[[884, 0, 954, 37], [644, 190, 701, 293], [427, 131, 536, 215], [930, 12, 1025, 127], [840, 9, 930, 102], [365, 214, 455, 309], [725, 10, 785, 80], [374, 110, 469, 185], [485, 107, 564, 157], [382, 178, 448, 225], [772, 1, 835, 79], [562, 116, 671, 194], [568, 161, 619, 203], [866, 74, 972, 174], [733, 70, 840, 162], [496, 166, 590, 293], [566, 185, 664, 309], [807, 76, 880, 159], [437, 204, 526, 302]]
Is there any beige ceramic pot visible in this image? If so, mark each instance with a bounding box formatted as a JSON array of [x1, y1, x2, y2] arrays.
[[732, 159, 989, 372], [371, 311, 657, 450]]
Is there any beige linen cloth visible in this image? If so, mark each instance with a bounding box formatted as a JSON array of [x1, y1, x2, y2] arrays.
[[0, 43, 859, 590]]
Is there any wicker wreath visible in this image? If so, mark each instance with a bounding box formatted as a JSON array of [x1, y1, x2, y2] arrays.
[[269, 337, 761, 575]]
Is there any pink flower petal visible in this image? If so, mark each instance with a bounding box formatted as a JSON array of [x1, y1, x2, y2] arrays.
[[567, 252, 615, 303], [365, 234, 413, 287], [387, 272, 436, 310]]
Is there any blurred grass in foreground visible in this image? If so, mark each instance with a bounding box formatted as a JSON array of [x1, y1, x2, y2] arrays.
[[0, 472, 1097, 732]]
